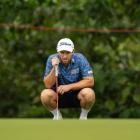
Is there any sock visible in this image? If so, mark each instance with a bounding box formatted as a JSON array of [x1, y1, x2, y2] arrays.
[[50, 109, 62, 120], [80, 108, 90, 120], [50, 108, 58, 116]]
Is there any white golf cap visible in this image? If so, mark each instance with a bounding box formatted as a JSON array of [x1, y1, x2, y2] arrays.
[[57, 38, 74, 52]]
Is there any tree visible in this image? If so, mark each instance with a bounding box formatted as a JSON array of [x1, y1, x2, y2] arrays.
[[0, 0, 140, 118]]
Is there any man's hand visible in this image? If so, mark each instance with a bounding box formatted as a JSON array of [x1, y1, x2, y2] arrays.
[[58, 85, 72, 95], [52, 57, 59, 67]]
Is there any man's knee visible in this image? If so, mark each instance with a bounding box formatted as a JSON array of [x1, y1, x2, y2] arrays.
[[40, 89, 55, 102], [78, 88, 96, 102]]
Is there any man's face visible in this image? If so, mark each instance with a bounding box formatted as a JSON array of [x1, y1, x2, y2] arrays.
[[58, 51, 72, 65]]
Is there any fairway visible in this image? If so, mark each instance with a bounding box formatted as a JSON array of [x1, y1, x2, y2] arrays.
[[0, 119, 140, 140]]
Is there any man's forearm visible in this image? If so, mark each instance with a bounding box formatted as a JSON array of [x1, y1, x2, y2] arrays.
[[44, 67, 56, 88], [68, 77, 94, 91]]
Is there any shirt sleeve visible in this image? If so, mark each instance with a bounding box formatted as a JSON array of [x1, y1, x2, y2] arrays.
[[79, 54, 93, 78], [43, 56, 53, 78]]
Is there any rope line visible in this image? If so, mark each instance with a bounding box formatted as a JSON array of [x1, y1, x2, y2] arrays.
[[0, 23, 140, 33]]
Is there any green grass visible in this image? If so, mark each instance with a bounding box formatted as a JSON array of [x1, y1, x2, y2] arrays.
[[0, 119, 140, 140]]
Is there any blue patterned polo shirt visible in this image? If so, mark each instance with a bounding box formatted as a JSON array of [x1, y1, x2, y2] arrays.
[[44, 53, 93, 88]]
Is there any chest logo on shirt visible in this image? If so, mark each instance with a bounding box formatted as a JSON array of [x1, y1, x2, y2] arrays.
[[71, 68, 79, 75], [88, 70, 93, 74]]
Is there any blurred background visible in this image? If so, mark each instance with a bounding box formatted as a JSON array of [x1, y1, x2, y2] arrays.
[[0, 0, 140, 118]]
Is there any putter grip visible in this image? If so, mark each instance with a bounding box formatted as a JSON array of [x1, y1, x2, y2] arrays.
[[55, 65, 58, 76]]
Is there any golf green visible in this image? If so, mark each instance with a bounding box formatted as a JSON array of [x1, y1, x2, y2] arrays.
[[0, 119, 139, 140]]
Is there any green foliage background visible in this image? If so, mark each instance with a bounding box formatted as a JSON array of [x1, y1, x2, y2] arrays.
[[0, 0, 140, 118]]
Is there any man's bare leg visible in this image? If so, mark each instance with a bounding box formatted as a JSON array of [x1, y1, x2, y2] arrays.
[[40, 89, 62, 120], [77, 88, 95, 120]]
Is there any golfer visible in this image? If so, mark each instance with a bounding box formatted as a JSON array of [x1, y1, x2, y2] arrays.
[[41, 38, 95, 120]]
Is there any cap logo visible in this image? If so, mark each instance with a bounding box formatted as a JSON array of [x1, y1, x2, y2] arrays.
[[60, 42, 71, 46]]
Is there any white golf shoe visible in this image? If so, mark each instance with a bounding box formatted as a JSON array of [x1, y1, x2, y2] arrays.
[[53, 112, 63, 120]]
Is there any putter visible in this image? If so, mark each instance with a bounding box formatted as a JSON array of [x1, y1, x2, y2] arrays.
[[55, 65, 59, 120]]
